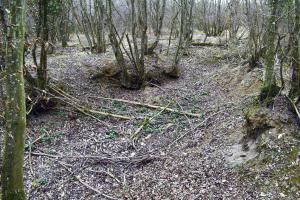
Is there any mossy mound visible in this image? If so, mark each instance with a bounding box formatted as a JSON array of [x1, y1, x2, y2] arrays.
[[240, 95, 300, 198], [259, 84, 281, 106]]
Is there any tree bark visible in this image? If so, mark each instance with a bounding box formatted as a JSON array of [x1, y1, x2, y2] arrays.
[[260, 0, 279, 102], [37, 0, 49, 90], [290, 0, 300, 97], [1, 0, 27, 199]]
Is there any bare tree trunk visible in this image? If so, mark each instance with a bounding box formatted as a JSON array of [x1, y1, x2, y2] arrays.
[[147, 0, 166, 54], [106, 0, 131, 88], [167, 9, 179, 55], [127, 0, 147, 87], [1, 0, 27, 199], [166, 0, 188, 78]]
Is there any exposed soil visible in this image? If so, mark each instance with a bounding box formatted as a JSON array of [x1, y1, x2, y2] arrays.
[[0, 36, 299, 199]]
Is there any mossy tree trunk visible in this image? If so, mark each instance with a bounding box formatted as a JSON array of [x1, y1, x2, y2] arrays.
[[290, 0, 300, 98], [37, 0, 49, 90], [1, 0, 27, 199], [260, 0, 279, 103]]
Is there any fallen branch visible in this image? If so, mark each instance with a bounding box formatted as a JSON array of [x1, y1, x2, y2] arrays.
[[89, 96, 201, 118], [31, 152, 129, 161], [87, 109, 133, 120], [30, 152, 161, 166]]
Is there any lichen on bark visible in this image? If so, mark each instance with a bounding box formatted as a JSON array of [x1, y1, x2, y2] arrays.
[[1, 0, 27, 199]]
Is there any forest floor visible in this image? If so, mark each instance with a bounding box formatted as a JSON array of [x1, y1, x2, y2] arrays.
[[1, 35, 299, 199]]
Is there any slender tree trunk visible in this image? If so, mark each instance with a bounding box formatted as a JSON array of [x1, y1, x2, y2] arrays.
[[1, 0, 27, 199], [290, 0, 300, 97]]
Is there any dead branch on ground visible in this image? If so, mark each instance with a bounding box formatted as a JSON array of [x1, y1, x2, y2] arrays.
[[47, 85, 133, 121], [30, 152, 161, 167], [89, 96, 202, 118]]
